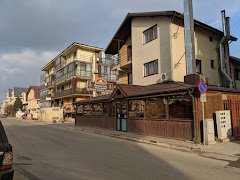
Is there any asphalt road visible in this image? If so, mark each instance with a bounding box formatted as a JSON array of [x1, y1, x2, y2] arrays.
[[1, 118, 240, 180]]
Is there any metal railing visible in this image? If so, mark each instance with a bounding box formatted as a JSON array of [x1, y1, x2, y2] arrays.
[[47, 81, 55, 88], [54, 88, 92, 98], [56, 71, 92, 84], [98, 56, 119, 66], [99, 74, 118, 81]]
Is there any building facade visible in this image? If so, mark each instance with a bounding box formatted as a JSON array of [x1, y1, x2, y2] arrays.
[[105, 11, 238, 88], [230, 56, 240, 89], [1, 87, 28, 115], [41, 42, 118, 122], [74, 11, 240, 142], [26, 86, 40, 120]]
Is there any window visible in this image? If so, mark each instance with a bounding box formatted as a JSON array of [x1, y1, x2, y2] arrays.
[[101, 66, 110, 75], [83, 104, 92, 116], [144, 60, 158, 77], [129, 100, 145, 118], [80, 63, 86, 71], [235, 69, 240, 80], [211, 60, 215, 69], [73, 52, 77, 59], [92, 104, 103, 116], [168, 96, 193, 119], [143, 25, 157, 44], [145, 98, 166, 119], [127, 45, 132, 61], [128, 72, 132, 85], [196, 60, 202, 74], [103, 103, 114, 117], [209, 36, 213, 42]]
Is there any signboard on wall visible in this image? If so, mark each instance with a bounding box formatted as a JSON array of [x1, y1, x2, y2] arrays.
[[87, 78, 115, 93]]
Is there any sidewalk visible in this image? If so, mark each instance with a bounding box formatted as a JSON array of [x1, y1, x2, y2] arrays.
[[18, 118, 240, 163]]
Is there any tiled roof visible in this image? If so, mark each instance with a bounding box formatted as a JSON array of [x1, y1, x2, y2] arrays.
[[27, 86, 41, 99], [13, 87, 28, 97], [73, 94, 111, 105], [207, 86, 240, 93], [75, 82, 195, 105], [105, 11, 237, 54], [117, 83, 196, 98], [230, 56, 240, 63], [74, 82, 240, 105]]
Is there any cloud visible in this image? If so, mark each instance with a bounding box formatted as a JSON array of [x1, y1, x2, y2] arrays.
[[0, 49, 58, 101]]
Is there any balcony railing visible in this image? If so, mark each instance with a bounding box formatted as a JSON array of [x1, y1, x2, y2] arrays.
[[40, 93, 54, 102], [99, 74, 118, 81], [54, 88, 92, 98], [56, 71, 92, 84], [55, 56, 94, 71], [98, 56, 118, 66], [75, 71, 92, 78], [47, 81, 55, 88], [119, 51, 132, 68]]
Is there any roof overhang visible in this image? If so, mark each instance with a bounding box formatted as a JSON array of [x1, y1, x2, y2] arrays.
[[230, 56, 240, 63], [42, 42, 104, 71], [105, 11, 237, 55]]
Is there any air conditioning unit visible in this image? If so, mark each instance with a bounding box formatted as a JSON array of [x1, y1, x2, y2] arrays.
[[94, 70, 98, 74], [156, 73, 170, 83], [161, 73, 169, 82], [96, 58, 100, 63]]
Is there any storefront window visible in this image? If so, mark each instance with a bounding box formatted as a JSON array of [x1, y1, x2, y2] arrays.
[[77, 105, 83, 116], [84, 104, 92, 116], [129, 100, 145, 118], [111, 102, 116, 117], [92, 104, 103, 116], [103, 103, 112, 117], [145, 98, 166, 119], [168, 96, 193, 119]]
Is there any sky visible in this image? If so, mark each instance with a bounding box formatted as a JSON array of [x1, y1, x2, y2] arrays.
[[0, 0, 239, 102]]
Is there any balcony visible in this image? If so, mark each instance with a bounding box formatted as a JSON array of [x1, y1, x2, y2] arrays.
[[40, 93, 54, 102], [119, 51, 132, 69], [111, 51, 132, 71], [75, 71, 92, 78], [98, 55, 118, 66], [47, 80, 55, 88], [54, 88, 92, 98], [99, 74, 118, 81], [56, 71, 92, 85]]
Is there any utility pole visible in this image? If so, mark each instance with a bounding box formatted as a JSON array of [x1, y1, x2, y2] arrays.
[[184, 0, 196, 74]]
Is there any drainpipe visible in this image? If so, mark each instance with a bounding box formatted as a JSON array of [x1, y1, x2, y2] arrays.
[[219, 10, 234, 88], [188, 89, 197, 142]]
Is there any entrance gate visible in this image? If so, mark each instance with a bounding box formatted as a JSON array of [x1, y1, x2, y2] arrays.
[[116, 101, 127, 132]]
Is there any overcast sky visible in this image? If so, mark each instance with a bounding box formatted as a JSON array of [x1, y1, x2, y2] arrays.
[[0, 0, 239, 102]]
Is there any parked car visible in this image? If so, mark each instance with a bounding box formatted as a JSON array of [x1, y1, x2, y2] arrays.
[[0, 121, 14, 180]]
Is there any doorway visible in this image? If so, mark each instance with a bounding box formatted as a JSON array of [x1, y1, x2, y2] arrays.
[[116, 101, 127, 132]]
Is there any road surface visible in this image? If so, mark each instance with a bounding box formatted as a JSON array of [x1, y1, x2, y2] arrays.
[[1, 118, 240, 180]]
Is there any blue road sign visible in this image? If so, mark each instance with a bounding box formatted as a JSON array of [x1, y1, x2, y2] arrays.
[[198, 81, 208, 94]]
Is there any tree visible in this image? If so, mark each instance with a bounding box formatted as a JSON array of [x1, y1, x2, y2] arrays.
[[13, 98, 23, 115], [5, 104, 13, 116]]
